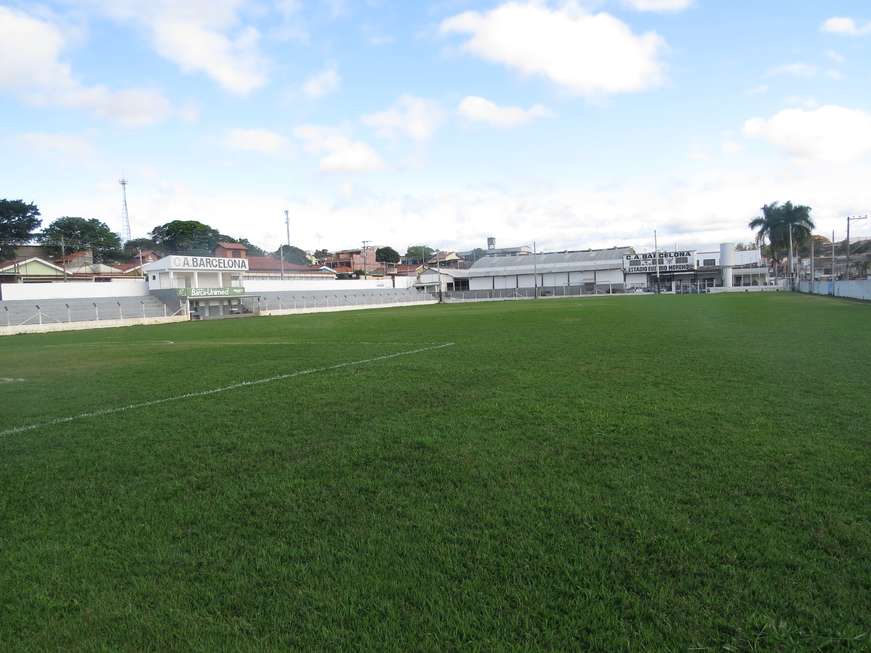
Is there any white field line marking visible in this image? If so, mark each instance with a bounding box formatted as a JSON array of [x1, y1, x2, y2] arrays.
[[0, 342, 455, 437], [27, 340, 443, 350], [0, 377, 26, 384]]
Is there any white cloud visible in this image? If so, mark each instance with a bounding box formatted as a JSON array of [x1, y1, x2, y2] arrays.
[[302, 66, 341, 98], [225, 128, 288, 153], [766, 63, 818, 78], [457, 96, 553, 127], [362, 96, 445, 142], [0, 6, 172, 126], [18, 132, 97, 160], [721, 140, 743, 155], [81, 0, 268, 94], [623, 0, 693, 12], [294, 125, 384, 172], [744, 105, 871, 163], [825, 50, 846, 64], [440, 2, 666, 96], [821, 16, 871, 36]]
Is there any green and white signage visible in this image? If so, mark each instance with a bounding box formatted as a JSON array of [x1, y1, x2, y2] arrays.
[[177, 287, 246, 298]]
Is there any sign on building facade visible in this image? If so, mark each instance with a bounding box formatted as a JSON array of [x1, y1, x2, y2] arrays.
[[624, 251, 695, 274]]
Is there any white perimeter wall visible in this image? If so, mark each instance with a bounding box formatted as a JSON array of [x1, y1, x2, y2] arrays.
[[798, 279, 871, 301], [0, 280, 147, 301], [244, 277, 414, 292]]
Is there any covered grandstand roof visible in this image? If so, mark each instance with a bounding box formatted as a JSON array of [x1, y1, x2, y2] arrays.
[[467, 247, 635, 277]]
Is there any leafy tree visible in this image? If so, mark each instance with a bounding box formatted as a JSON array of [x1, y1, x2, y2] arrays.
[[749, 202, 814, 273], [275, 244, 309, 265], [150, 220, 220, 254], [0, 199, 41, 259], [376, 246, 400, 263], [40, 217, 122, 262], [123, 237, 160, 255], [404, 245, 434, 263], [313, 248, 330, 261], [237, 239, 266, 257]]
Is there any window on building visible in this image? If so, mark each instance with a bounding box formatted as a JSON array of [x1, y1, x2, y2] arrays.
[[232, 251, 241, 258], [703, 258, 716, 267]]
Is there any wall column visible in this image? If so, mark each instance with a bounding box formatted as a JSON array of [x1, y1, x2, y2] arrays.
[[193, 271, 199, 288]]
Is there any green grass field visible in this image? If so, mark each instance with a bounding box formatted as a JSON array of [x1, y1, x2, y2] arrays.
[[1, 294, 869, 651]]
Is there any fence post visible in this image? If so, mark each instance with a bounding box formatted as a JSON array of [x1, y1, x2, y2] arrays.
[[278, 296, 282, 311], [36, 305, 42, 325], [4, 306, 8, 327], [118, 301, 123, 320], [163, 304, 167, 317], [66, 303, 71, 323], [94, 303, 99, 321]]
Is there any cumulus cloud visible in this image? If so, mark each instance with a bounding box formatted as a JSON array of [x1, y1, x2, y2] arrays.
[[362, 96, 445, 141], [302, 65, 341, 98], [79, 0, 268, 94], [0, 6, 173, 126], [766, 63, 818, 78], [821, 16, 871, 36], [457, 96, 553, 127], [225, 128, 288, 153], [623, 0, 693, 12], [440, 2, 666, 96], [744, 105, 871, 163], [18, 132, 97, 160], [294, 125, 384, 172]]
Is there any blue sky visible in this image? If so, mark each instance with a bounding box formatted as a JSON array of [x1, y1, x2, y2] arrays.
[[2, 0, 871, 253]]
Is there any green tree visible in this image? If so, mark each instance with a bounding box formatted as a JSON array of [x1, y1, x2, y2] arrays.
[[150, 220, 220, 254], [40, 217, 122, 262], [749, 202, 814, 273], [313, 249, 330, 261], [123, 237, 160, 256], [405, 245, 434, 263], [275, 245, 309, 265], [376, 246, 400, 263], [0, 199, 41, 259]]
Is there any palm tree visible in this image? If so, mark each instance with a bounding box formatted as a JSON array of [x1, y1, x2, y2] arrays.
[[749, 202, 815, 276]]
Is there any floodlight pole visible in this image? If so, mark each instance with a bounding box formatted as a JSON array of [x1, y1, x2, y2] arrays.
[[654, 230, 660, 293], [809, 236, 814, 290], [846, 215, 868, 280], [788, 223, 794, 290], [832, 230, 836, 295]]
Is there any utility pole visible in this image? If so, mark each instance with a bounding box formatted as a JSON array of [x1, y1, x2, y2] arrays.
[[119, 178, 132, 245], [788, 223, 794, 290], [846, 215, 868, 280], [285, 209, 291, 256], [654, 229, 660, 293], [61, 234, 67, 282], [138, 246, 144, 278], [832, 230, 836, 294], [362, 240, 370, 278], [809, 236, 814, 291], [533, 240, 538, 299]]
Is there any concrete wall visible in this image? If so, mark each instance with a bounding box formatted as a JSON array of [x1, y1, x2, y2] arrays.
[[244, 278, 410, 292], [0, 279, 147, 301], [258, 299, 437, 318], [798, 279, 871, 301]]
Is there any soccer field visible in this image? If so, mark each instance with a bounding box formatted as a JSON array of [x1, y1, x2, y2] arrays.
[[1, 294, 868, 650]]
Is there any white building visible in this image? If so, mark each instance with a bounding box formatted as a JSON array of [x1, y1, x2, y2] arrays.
[[466, 248, 632, 292]]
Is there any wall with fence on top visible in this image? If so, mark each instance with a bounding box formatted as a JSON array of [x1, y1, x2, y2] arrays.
[[797, 279, 871, 301], [0, 295, 180, 333]]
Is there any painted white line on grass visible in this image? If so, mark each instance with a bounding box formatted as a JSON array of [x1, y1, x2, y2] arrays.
[[0, 377, 26, 384], [0, 342, 455, 437]]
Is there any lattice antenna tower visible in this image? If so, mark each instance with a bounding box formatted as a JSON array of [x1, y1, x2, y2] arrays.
[[119, 178, 132, 244]]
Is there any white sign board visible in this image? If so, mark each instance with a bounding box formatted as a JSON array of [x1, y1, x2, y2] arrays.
[[168, 256, 249, 271], [624, 251, 695, 274]]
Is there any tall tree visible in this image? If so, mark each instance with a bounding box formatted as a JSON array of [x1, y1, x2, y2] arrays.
[[274, 245, 309, 265], [376, 246, 400, 263], [150, 220, 220, 254], [40, 217, 122, 262], [749, 202, 814, 273], [405, 245, 434, 263], [0, 200, 41, 259], [313, 248, 330, 261]]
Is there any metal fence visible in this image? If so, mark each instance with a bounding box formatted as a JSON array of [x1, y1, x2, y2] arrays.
[[0, 297, 177, 327], [443, 285, 629, 303], [244, 289, 436, 314]]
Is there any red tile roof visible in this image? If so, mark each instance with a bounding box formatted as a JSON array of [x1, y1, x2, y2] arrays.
[[246, 256, 318, 272], [216, 242, 248, 250]]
